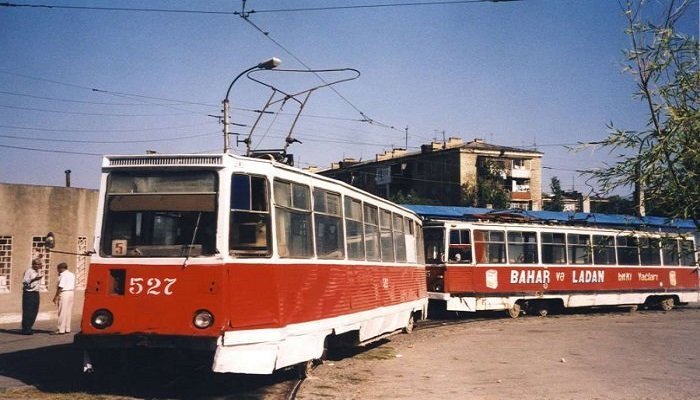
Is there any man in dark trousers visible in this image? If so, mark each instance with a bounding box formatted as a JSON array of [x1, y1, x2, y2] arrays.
[[21, 259, 43, 335]]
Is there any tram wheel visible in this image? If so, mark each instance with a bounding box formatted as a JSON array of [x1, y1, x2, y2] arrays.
[[537, 307, 548, 317], [296, 360, 314, 379], [660, 298, 675, 312], [506, 304, 521, 319], [629, 304, 639, 313]]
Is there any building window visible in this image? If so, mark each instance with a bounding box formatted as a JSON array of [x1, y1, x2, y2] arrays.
[[509, 202, 530, 210], [31, 236, 50, 291], [0, 236, 12, 293], [76, 236, 88, 290]]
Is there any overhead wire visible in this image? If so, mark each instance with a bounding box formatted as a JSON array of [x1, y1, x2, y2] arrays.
[[0, 122, 214, 133], [0, 132, 217, 144], [0, 1, 523, 15], [0, 143, 103, 156]]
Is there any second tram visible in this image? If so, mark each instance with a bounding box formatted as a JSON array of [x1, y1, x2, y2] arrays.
[[407, 206, 699, 317]]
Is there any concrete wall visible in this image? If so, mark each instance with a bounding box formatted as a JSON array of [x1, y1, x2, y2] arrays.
[[0, 183, 98, 323]]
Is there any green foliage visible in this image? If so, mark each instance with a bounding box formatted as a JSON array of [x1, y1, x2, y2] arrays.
[[545, 177, 565, 211], [582, 0, 699, 228], [590, 195, 636, 215], [390, 190, 440, 205], [461, 159, 510, 209]]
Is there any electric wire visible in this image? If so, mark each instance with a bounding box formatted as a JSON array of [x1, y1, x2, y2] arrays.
[[0, 132, 216, 144], [0, 143, 103, 156], [0, 103, 194, 117], [238, 15, 403, 133], [1, 1, 523, 15], [0, 122, 214, 133]]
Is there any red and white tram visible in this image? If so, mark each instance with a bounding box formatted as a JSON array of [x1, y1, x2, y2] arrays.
[[406, 206, 699, 317], [75, 153, 427, 374]]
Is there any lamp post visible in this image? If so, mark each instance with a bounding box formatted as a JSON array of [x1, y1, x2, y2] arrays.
[[222, 57, 281, 153]]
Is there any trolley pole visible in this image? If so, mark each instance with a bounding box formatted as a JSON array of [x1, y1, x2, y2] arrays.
[[222, 57, 281, 154], [222, 100, 231, 153]]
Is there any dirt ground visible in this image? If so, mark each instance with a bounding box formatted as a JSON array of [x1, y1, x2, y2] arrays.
[[298, 305, 700, 400]]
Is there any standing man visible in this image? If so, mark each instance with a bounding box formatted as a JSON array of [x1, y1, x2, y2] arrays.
[[52, 262, 75, 334], [21, 259, 43, 335]]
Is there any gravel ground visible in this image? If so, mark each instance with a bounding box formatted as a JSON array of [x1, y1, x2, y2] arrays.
[[298, 305, 700, 400]]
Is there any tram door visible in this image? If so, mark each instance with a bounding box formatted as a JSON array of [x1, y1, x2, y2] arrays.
[[446, 229, 474, 292]]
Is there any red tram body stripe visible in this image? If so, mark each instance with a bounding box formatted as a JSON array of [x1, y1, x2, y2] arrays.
[[438, 265, 699, 294], [81, 262, 426, 336]]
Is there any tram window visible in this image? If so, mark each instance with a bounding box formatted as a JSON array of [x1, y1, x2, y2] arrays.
[[313, 189, 344, 259], [345, 197, 365, 260], [593, 235, 616, 265], [406, 219, 415, 236], [680, 240, 696, 266], [541, 232, 566, 264], [662, 239, 680, 266], [424, 227, 445, 264], [103, 171, 218, 257], [474, 230, 506, 264], [616, 236, 640, 265], [230, 174, 271, 257], [274, 180, 313, 258], [416, 223, 425, 264], [567, 234, 592, 264], [448, 229, 472, 263], [363, 204, 380, 261], [393, 213, 407, 262], [639, 237, 661, 266], [507, 231, 538, 264], [380, 209, 395, 262]]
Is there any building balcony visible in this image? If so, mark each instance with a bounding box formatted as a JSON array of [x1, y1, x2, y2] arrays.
[[510, 191, 531, 200], [507, 167, 531, 179]]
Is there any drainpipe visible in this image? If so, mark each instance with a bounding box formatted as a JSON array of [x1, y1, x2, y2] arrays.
[[65, 170, 71, 187]]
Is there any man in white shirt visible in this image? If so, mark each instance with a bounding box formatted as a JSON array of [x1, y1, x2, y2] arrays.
[[21, 259, 44, 335], [52, 262, 75, 334]]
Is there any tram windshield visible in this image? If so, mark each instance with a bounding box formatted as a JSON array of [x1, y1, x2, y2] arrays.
[[101, 171, 218, 257], [424, 227, 445, 264]]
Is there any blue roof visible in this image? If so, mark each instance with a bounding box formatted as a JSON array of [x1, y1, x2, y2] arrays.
[[403, 205, 697, 232]]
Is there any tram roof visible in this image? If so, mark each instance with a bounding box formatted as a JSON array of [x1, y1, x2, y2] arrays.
[[403, 205, 697, 232]]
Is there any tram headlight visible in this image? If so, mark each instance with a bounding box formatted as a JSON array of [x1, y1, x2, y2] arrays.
[[193, 310, 214, 329], [91, 309, 114, 329]]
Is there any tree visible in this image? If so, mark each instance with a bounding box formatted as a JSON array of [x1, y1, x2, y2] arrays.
[[390, 190, 440, 206], [581, 0, 699, 227], [461, 159, 510, 209], [590, 195, 636, 215], [545, 177, 565, 211]]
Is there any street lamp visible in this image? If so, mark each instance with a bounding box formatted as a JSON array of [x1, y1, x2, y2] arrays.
[[222, 57, 281, 153]]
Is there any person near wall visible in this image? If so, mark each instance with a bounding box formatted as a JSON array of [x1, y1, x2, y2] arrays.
[[52, 262, 75, 334], [21, 259, 44, 335]]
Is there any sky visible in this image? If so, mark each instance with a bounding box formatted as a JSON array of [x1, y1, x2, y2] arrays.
[[1, 0, 698, 195]]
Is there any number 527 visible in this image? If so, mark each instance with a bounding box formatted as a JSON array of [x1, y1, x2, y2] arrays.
[[128, 277, 177, 295]]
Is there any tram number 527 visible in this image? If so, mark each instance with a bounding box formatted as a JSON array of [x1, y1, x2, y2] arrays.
[[129, 277, 177, 296]]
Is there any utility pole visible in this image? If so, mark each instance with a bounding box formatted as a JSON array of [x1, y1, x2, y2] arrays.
[[404, 126, 408, 150]]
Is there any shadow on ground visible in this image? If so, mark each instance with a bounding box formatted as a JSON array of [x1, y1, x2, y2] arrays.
[[0, 344, 298, 399]]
